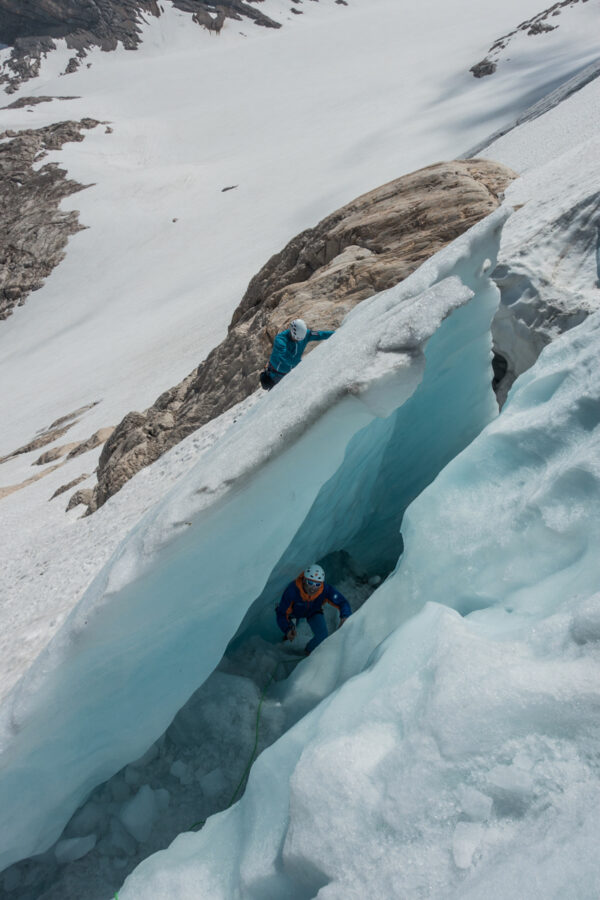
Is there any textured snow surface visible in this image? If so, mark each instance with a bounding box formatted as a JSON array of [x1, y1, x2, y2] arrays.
[[1, 0, 600, 894], [482, 78, 600, 400], [119, 303, 600, 900]]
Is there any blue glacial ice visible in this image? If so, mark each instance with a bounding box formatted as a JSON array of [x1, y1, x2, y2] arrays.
[[119, 299, 600, 900], [0, 207, 508, 874]]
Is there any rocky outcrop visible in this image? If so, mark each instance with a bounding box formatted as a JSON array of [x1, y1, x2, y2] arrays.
[[86, 159, 516, 513], [0, 118, 99, 320], [50, 473, 91, 500], [0, 462, 63, 500], [0, 95, 79, 110], [0, 423, 75, 463], [470, 0, 587, 78], [32, 427, 114, 464], [66, 426, 115, 458], [0, 402, 100, 463], [34, 442, 80, 465], [66, 487, 94, 511], [0, 0, 281, 92]]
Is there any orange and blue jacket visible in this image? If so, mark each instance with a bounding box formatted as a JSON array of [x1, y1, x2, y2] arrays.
[[276, 576, 351, 635]]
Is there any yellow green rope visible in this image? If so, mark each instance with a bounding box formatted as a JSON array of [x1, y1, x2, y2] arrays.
[[189, 665, 278, 830]]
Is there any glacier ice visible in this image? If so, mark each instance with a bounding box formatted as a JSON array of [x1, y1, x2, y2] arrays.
[[118, 308, 600, 900], [0, 207, 507, 874], [486, 130, 600, 404]]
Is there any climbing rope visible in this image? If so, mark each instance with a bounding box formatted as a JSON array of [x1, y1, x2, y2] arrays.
[[114, 655, 298, 898], [189, 661, 282, 830]]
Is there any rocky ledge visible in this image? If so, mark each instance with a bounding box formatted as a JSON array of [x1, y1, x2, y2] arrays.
[[0, 0, 282, 92], [87, 158, 516, 513], [0, 118, 99, 320], [470, 0, 589, 78]]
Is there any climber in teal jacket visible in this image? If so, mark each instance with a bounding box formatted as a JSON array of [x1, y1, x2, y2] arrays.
[[260, 318, 334, 390]]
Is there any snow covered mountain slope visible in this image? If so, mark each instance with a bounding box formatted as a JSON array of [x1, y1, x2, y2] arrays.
[[0, 0, 597, 460], [1, 0, 600, 896]]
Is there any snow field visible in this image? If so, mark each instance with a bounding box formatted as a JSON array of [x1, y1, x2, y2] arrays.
[[1, 0, 600, 894], [0, 0, 593, 461]]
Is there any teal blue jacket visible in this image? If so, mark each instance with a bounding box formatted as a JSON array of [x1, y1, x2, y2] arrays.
[[268, 328, 334, 382]]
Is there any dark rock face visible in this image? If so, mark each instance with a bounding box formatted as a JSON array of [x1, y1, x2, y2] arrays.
[[470, 0, 585, 78], [0, 0, 281, 91], [0, 118, 99, 320], [88, 158, 516, 513]]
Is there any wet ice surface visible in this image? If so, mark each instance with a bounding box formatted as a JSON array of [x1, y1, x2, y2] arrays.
[[1, 574, 375, 899]]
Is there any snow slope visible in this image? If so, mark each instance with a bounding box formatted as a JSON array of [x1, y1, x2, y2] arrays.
[[1, 0, 598, 706], [0, 0, 596, 461], [1, 0, 600, 895]]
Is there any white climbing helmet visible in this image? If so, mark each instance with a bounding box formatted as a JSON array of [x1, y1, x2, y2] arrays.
[[289, 318, 308, 341], [303, 564, 325, 589]]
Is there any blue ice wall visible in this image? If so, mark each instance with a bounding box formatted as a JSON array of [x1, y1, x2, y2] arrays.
[[0, 209, 508, 872]]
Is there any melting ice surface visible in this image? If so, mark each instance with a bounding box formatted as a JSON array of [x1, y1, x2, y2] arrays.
[[0, 207, 507, 878], [120, 301, 600, 899]]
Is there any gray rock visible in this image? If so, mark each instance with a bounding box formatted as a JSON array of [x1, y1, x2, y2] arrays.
[[470, 0, 581, 79], [0, 95, 79, 110], [66, 487, 94, 512], [0, 424, 76, 463], [0, 0, 281, 92], [0, 118, 99, 320], [0, 463, 63, 501], [34, 442, 80, 465], [65, 426, 115, 459], [89, 158, 515, 512], [50, 473, 91, 500]]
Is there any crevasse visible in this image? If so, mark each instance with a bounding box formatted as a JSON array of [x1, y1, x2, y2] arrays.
[[0, 208, 507, 877]]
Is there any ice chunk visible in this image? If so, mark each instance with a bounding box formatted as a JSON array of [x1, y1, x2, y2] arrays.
[[197, 768, 228, 799], [155, 788, 171, 812], [107, 818, 137, 858], [2, 866, 21, 892], [124, 765, 143, 787], [452, 822, 483, 869], [66, 800, 103, 837], [170, 760, 193, 785], [54, 834, 96, 865], [485, 765, 534, 816], [119, 786, 158, 844], [570, 593, 600, 644], [130, 742, 160, 768], [457, 785, 493, 822]]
